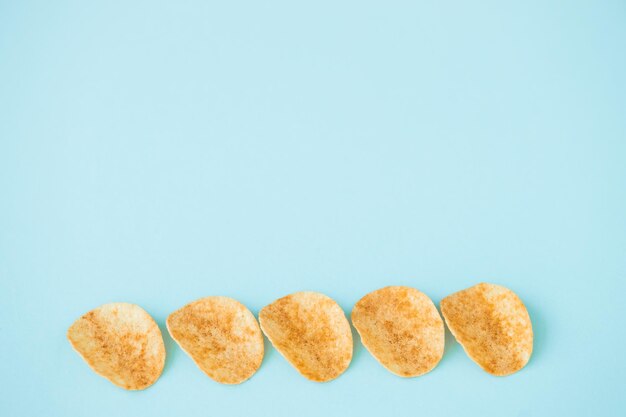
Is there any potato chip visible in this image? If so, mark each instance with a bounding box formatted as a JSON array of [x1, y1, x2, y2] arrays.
[[351, 286, 444, 377], [166, 296, 263, 384], [259, 292, 352, 382], [440, 282, 533, 376], [67, 303, 166, 390]]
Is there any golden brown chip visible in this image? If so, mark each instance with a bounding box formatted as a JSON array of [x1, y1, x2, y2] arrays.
[[259, 292, 352, 382], [67, 303, 166, 390], [166, 296, 264, 384], [351, 286, 444, 377], [440, 282, 533, 376]]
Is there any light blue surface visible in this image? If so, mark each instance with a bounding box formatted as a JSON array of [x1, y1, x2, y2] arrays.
[[1, 1, 625, 416]]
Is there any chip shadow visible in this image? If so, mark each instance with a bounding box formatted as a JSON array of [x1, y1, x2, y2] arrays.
[[442, 323, 462, 359], [524, 301, 545, 367], [156, 320, 180, 377], [348, 315, 366, 369]]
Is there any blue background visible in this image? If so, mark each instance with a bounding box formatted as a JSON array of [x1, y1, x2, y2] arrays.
[[1, 1, 625, 416]]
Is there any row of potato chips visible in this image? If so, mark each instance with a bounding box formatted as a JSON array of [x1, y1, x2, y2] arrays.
[[67, 283, 533, 390]]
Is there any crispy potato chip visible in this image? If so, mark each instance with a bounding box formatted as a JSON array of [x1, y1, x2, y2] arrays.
[[259, 292, 352, 382], [440, 282, 533, 376], [166, 296, 263, 384], [351, 286, 444, 377], [67, 303, 166, 390]]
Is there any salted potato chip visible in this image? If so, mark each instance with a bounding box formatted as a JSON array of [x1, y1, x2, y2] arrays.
[[351, 286, 444, 377], [440, 282, 533, 376], [259, 292, 352, 382], [166, 296, 263, 384], [67, 303, 166, 390]]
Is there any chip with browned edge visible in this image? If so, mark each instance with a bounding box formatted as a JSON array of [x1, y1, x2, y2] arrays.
[[351, 286, 444, 377], [440, 282, 533, 376], [259, 292, 352, 382], [166, 296, 264, 384], [67, 303, 166, 390]]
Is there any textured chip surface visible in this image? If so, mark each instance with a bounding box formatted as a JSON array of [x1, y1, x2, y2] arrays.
[[67, 303, 166, 390], [166, 296, 264, 384], [351, 286, 444, 377], [440, 282, 533, 376], [259, 292, 352, 382]]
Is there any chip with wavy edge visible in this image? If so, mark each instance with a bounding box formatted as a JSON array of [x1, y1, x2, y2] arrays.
[[67, 303, 166, 390], [259, 292, 353, 382], [351, 286, 444, 377], [440, 282, 533, 376], [166, 296, 264, 384]]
